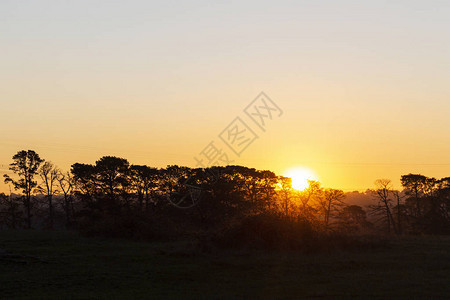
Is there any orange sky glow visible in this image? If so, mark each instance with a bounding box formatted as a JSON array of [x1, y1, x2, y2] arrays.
[[2, 1, 450, 193]]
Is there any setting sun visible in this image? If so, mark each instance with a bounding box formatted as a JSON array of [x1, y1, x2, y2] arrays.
[[284, 167, 318, 191]]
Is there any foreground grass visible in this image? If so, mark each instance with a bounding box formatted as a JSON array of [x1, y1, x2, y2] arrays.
[[0, 230, 449, 299]]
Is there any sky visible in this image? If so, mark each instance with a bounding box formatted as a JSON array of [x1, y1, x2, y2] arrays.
[[1, 0, 450, 193]]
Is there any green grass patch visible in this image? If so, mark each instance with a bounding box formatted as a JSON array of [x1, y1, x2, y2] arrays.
[[1, 230, 449, 299]]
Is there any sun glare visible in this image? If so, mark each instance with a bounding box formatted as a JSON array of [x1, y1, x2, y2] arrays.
[[284, 167, 318, 191]]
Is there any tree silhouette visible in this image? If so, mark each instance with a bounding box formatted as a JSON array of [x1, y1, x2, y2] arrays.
[[72, 156, 130, 213], [401, 174, 431, 218], [337, 205, 370, 232], [2, 150, 449, 237], [0, 191, 22, 229], [56, 170, 74, 226], [371, 179, 397, 234], [3, 150, 44, 229], [278, 176, 294, 218], [319, 188, 345, 231], [129, 165, 159, 211], [37, 161, 59, 229], [298, 180, 322, 221]]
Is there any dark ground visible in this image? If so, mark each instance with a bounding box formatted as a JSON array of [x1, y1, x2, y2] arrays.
[[0, 230, 449, 299]]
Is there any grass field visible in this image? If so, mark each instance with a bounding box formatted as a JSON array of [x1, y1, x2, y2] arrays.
[[0, 230, 449, 299]]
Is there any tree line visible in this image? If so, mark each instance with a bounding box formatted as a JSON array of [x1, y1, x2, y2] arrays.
[[1, 150, 449, 238], [369, 176, 450, 235]]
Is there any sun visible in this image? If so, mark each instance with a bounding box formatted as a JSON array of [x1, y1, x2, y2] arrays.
[[284, 167, 318, 191]]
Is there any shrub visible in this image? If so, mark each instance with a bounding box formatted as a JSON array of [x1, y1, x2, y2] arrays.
[[209, 213, 386, 252], [76, 211, 181, 241]]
